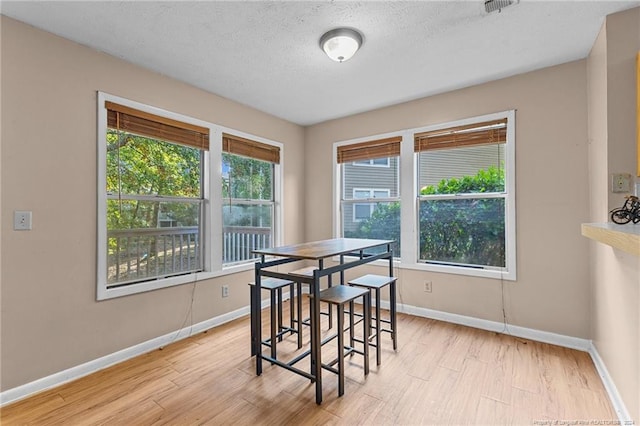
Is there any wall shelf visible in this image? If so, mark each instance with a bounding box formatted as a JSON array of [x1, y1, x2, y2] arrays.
[[581, 223, 640, 256]]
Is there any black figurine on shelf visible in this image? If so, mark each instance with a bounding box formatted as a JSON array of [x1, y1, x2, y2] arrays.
[[610, 195, 640, 224]]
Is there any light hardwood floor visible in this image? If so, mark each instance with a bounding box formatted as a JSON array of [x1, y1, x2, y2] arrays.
[[1, 299, 618, 425]]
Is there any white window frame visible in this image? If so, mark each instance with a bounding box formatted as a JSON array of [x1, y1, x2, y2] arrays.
[[97, 92, 283, 300], [333, 110, 516, 281]]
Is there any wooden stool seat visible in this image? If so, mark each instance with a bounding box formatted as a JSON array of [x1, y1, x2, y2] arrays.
[[348, 274, 398, 365], [314, 285, 370, 397], [349, 274, 395, 289], [249, 277, 301, 360]]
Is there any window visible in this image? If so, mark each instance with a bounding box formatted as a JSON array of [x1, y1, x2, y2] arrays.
[[333, 111, 515, 280], [97, 93, 283, 299], [415, 112, 515, 278], [222, 133, 278, 265], [98, 96, 208, 298], [337, 136, 401, 256]]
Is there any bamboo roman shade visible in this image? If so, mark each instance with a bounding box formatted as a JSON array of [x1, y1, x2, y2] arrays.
[[222, 133, 280, 164], [106, 101, 210, 151], [337, 136, 402, 163], [414, 118, 507, 152]]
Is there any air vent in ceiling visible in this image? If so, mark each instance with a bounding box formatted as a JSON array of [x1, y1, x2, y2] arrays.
[[484, 0, 516, 13]]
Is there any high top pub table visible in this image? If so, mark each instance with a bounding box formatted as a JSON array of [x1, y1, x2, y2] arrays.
[[252, 238, 394, 404]]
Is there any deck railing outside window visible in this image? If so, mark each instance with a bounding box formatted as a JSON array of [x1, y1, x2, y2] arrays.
[[107, 225, 271, 286], [223, 225, 271, 264]]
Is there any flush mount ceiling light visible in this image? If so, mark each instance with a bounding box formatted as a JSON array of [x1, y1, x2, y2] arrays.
[[319, 28, 363, 62]]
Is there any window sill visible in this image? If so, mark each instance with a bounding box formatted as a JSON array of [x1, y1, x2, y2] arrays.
[[98, 262, 256, 300], [581, 223, 640, 256]]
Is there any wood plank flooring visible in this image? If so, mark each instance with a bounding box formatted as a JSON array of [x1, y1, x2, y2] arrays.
[[1, 298, 618, 425]]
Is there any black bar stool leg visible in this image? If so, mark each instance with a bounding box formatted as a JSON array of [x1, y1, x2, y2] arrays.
[[277, 287, 283, 343], [289, 283, 294, 338], [363, 292, 370, 375], [391, 280, 397, 350], [374, 288, 382, 365], [250, 284, 257, 356], [349, 300, 355, 350], [337, 303, 345, 396], [297, 282, 303, 348], [270, 289, 277, 360]]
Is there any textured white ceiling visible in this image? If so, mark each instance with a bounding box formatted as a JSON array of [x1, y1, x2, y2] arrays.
[[2, 1, 639, 125]]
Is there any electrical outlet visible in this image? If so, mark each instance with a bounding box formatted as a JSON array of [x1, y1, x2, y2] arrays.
[[14, 211, 32, 230], [611, 173, 632, 193], [222, 285, 229, 298], [424, 281, 432, 293]]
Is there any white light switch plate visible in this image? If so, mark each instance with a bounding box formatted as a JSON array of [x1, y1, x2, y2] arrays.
[[14, 211, 32, 230]]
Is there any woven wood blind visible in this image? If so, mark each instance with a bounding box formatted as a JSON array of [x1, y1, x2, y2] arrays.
[[222, 133, 280, 164], [106, 101, 209, 150], [336, 136, 402, 164], [414, 118, 507, 152]]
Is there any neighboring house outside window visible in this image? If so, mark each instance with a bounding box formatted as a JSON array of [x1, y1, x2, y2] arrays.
[[353, 157, 390, 167], [337, 136, 401, 256], [353, 188, 391, 222]]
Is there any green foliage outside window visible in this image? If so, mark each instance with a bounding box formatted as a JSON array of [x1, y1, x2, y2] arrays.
[[419, 165, 505, 267], [222, 153, 272, 200], [348, 165, 505, 266], [106, 130, 202, 231], [344, 202, 400, 255]]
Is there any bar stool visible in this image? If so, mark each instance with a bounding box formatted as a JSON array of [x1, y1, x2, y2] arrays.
[[248, 277, 301, 360], [315, 285, 370, 397], [348, 274, 397, 365], [289, 266, 335, 332]]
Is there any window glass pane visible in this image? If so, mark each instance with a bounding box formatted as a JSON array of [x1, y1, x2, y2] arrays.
[[354, 203, 372, 220], [354, 190, 370, 199], [222, 152, 274, 265], [105, 126, 203, 288], [343, 201, 401, 256], [106, 199, 202, 285], [342, 155, 400, 256], [418, 144, 504, 194], [107, 130, 201, 197], [372, 158, 389, 166], [222, 203, 273, 264], [419, 198, 505, 267], [222, 153, 273, 200], [343, 157, 398, 200]]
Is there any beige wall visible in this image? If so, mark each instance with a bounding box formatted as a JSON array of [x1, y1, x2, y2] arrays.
[[0, 16, 305, 390], [587, 8, 640, 421], [306, 59, 592, 339], [2, 8, 638, 417]]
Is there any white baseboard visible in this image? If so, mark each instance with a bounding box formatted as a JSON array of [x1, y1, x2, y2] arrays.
[[393, 301, 591, 350], [1, 294, 630, 424], [0, 303, 254, 407], [588, 343, 633, 424]]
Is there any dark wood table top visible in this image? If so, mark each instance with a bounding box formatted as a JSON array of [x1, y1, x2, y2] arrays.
[[252, 238, 393, 260]]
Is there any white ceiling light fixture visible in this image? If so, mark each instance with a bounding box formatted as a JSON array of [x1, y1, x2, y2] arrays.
[[319, 28, 363, 62]]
